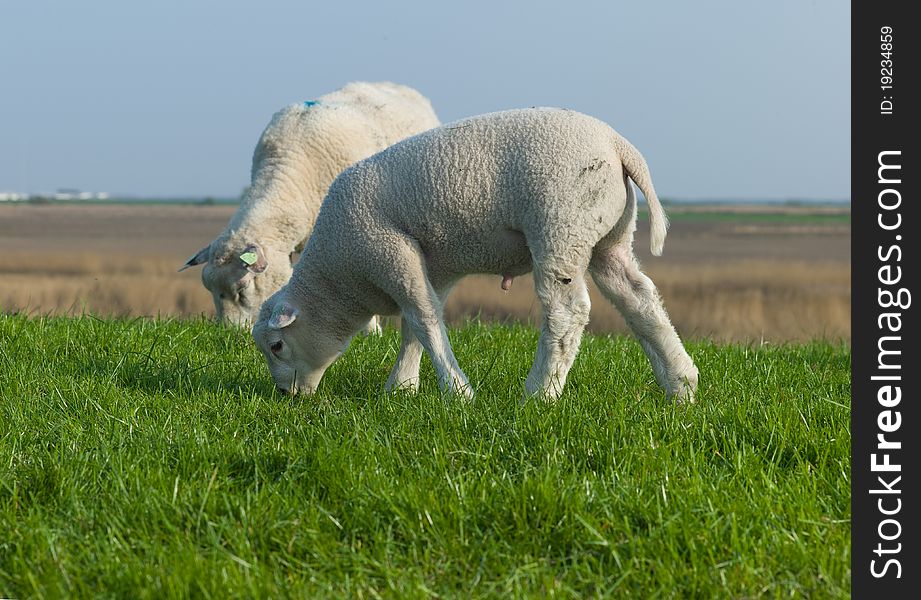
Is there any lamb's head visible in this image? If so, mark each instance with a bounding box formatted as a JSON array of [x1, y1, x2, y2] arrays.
[[251, 291, 349, 396], [180, 240, 293, 327]]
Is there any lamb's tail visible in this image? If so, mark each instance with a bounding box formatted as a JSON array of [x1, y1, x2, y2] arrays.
[[612, 132, 668, 256]]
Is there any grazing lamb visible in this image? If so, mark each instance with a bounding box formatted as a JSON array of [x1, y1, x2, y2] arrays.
[[252, 108, 699, 402], [180, 81, 440, 327]]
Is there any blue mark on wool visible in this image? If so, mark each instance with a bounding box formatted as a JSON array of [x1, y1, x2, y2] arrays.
[[303, 100, 319, 107]]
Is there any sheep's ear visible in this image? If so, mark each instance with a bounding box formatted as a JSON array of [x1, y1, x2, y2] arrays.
[[179, 246, 210, 271], [240, 243, 268, 274], [268, 301, 298, 329]]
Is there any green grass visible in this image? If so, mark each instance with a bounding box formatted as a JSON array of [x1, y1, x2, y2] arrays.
[[0, 315, 851, 598]]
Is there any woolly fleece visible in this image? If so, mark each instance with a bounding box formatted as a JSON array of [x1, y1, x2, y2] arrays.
[[182, 81, 440, 326]]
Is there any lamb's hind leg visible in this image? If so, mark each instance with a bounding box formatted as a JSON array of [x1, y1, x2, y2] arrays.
[[524, 270, 592, 400], [589, 245, 698, 402]]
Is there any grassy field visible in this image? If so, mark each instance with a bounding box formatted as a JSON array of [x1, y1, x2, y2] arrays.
[[0, 203, 851, 342], [0, 315, 850, 598]]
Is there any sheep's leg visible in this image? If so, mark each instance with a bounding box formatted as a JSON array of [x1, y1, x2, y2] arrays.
[[363, 315, 383, 336], [589, 245, 698, 402], [385, 316, 423, 392], [524, 271, 592, 400], [385, 281, 456, 393], [375, 241, 471, 398], [400, 299, 472, 399]]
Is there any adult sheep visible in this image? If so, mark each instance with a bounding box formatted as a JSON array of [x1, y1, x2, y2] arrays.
[[180, 81, 440, 327], [252, 108, 699, 402]]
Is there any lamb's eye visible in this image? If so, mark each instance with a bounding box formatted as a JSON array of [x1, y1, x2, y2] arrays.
[[270, 340, 283, 354]]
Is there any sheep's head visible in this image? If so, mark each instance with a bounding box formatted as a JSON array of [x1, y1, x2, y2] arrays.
[[180, 241, 293, 327], [251, 292, 348, 396]]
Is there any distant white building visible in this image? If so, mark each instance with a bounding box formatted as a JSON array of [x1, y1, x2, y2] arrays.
[[0, 191, 30, 201], [0, 189, 110, 202], [53, 188, 110, 201]]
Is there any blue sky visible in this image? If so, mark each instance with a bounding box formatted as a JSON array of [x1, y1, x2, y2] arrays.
[[1, 1, 849, 200]]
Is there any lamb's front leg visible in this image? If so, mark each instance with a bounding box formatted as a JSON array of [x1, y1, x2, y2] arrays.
[[363, 315, 383, 336], [385, 317, 423, 392], [374, 237, 471, 398], [401, 303, 472, 399]]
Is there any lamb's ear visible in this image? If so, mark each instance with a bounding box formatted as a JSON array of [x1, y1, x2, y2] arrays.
[[268, 301, 298, 329], [239, 243, 268, 274], [179, 246, 210, 271]]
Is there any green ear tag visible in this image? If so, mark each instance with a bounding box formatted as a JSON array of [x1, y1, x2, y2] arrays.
[[240, 251, 258, 266]]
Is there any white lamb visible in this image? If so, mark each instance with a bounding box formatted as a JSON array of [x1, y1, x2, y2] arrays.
[[252, 108, 699, 402], [180, 81, 440, 327]]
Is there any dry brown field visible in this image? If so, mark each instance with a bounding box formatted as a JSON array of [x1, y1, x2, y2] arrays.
[[0, 202, 849, 342]]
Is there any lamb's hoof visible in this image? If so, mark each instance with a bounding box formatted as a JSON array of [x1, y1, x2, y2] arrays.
[[384, 379, 420, 394], [453, 385, 475, 401], [521, 382, 563, 404], [667, 370, 699, 404], [440, 379, 475, 401]]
